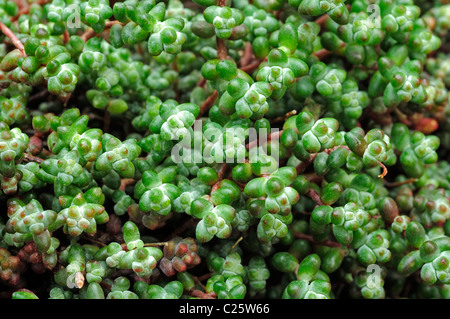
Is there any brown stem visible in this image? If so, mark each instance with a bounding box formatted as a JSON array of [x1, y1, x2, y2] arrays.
[[197, 78, 206, 88], [80, 28, 97, 42], [82, 234, 108, 247], [394, 108, 413, 127], [143, 242, 169, 247], [293, 232, 341, 248], [215, 0, 230, 60], [0, 22, 25, 55], [240, 59, 263, 73], [197, 89, 218, 119], [383, 178, 418, 188], [313, 48, 332, 60], [11, 0, 49, 21], [240, 42, 253, 67], [23, 153, 44, 164], [314, 14, 329, 27], [377, 161, 388, 179], [306, 188, 324, 206], [211, 163, 229, 193], [119, 178, 137, 192], [13, 0, 23, 10], [28, 89, 49, 103], [295, 146, 350, 174], [80, 20, 124, 42], [187, 289, 217, 299], [63, 30, 70, 44], [295, 153, 318, 174], [164, 218, 199, 241], [271, 110, 297, 124], [228, 236, 243, 255], [246, 129, 283, 150], [323, 145, 350, 154], [192, 275, 208, 292], [99, 281, 113, 291], [216, 37, 227, 60], [61, 92, 72, 107], [197, 272, 213, 282], [304, 172, 323, 184]]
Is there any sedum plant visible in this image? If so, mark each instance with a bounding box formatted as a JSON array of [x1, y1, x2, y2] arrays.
[[0, 0, 449, 302]]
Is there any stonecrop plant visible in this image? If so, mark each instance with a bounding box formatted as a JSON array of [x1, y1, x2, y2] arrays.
[[0, 0, 450, 301]]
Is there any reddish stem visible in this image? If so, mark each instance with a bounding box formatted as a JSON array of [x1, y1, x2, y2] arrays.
[[119, 178, 137, 192], [216, 37, 228, 60], [197, 272, 213, 282], [271, 110, 297, 124], [23, 153, 44, 164], [197, 78, 207, 88], [80, 20, 124, 42], [164, 218, 199, 241], [307, 188, 324, 206], [11, 0, 49, 21], [293, 232, 341, 248], [295, 153, 318, 174], [377, 161, 388, 179], [197, 90, 218, 119], [188, 289, 217, 299], [63, 30, 70, 44], [383, 178, 418, 188], [211, 163, 229, 193], [240, 59, 263, 73], [313, 48, 332, 60], [246, 129, 283, 150], [314, 14, 329, 27], [240, 42, 254, 67], [0, 22, 25, 54]]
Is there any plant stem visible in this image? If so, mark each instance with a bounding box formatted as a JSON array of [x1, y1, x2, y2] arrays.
[[240, 59, 263, 73], [228, 236, 243, 254], [23, 153, 44, 164], [271, 110, 297, 124], [293, 232, 341, 248], [164, 218, 199, 241], [295, 153, 318, 174], [313, 48, 332, 60], [314, 13, 329, 26], [197, 89, 218, 119], [197, 272, 213, 282], [80, 20, 124, 42], [377, 161, 388, 179], [11, 0, 49, 21], [211, 163, 229, 193], [216, 37, 227, 60], [193, 275, 208, 291], [215, 0, 227, 60], [306, 188, 324, 206], [144, 242, 169, 247], [383, 178, 418, 188], [120, 178, 137, 192], [0, 22, 25, 55], [186, 289, 216, 299], [246, 129, 283, 150], [240, 42, 253, 67]]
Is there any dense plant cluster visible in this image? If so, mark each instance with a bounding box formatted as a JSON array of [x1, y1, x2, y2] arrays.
[[0, 0, 450, 300]]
